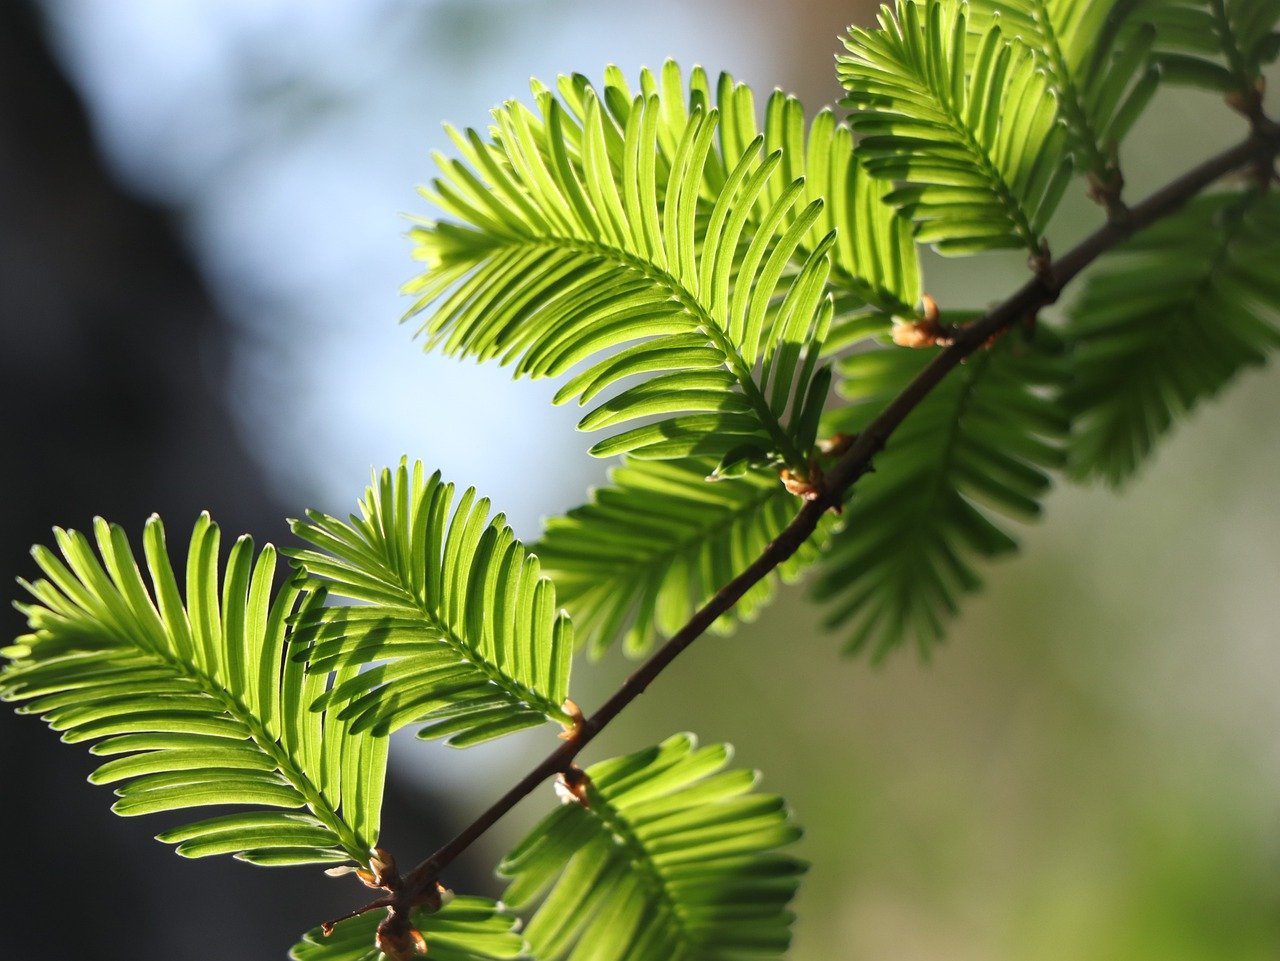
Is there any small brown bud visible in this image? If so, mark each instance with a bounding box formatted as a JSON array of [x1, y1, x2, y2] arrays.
[[921, 293, 939, 324], [1225, 76, 1266, 120], [891, 322, 946, 348], [412, 881, 444, 913], [555, 765, 592, 808], [780, 468, 821, 500], [369, 848, 398, 888], [557, 698, 585, 740], [891, 295, 954, 348], [376, 912, 427, 960], [1029, 240, 1053, 279]]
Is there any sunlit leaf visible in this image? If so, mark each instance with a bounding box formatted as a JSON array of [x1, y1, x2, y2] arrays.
[[840, 0, 1074, 255], [1, 514, 386, 866], [290, 459, 576, 745], [536, 457, 835, 658], [499, 733, 804, 961]]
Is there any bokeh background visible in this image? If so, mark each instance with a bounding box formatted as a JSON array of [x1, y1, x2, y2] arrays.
[[1, 1, 1278, 959]]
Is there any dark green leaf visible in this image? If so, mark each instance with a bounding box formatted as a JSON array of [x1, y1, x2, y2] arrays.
[[815, 332, 1069, 658], [1065, 190, 1280, 484], [1128, 0, 1280, 103]]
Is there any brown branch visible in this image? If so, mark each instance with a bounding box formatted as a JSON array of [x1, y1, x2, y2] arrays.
[[384, 120, 1280, 908]]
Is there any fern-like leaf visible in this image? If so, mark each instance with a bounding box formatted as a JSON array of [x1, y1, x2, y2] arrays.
[[814, 332, 1069, 658], [499, 733, 804, 961], [1129, 0, 1280, 99], [536, 457, 834, 658], [969, 0, 1159, 184], [0, 514, 385, 866], [549, 61, 922, 316], [290, 896, 526, 961], [406, 70, 844, 469], [839, 0, 1075, 255], [1066, 190, 1280, 484], [289, 460, 575, 745]]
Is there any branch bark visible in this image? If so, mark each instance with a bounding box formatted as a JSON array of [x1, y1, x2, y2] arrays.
[[386, 118, 1280, 909]]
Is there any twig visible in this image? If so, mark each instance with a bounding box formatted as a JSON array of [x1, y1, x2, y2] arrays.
[[382, 120, 1280, 907]]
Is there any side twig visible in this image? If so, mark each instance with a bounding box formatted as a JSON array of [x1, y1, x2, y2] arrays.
[[377, 120, 1280, 910]]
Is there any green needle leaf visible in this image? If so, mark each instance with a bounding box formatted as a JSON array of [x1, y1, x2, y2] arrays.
[[536, 457, 835, 658], [969, 0, 1158, 185], [289, 459, 576, 745], [1066, 190, 1280, 484], [840, 0, 1074, 255], [2, 514, 386, 867], [815, 330, 1069, 658], [499, 733, 804, 961], [1129, 0, 1280, 103], [405, 63, 919, 469], [290, 896, 526, 961]]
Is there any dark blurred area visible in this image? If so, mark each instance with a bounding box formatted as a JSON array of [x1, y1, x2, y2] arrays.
[[0, 4, 455, 958]]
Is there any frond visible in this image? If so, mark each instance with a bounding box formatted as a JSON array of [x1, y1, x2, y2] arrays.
[[290, 896, 526, 961], [1065, 190, 1280, 485], [550, 60, 922, 315], [969, 0, 1159, 181], [535, 457, 834, 659], [1127, 0, 1280, 98], [498, 733, 804, 961], [288, 459, 576, 746], [813, 331, 1069, 658], [0, 514, 385, 867], [839, 0, 1075, 255], [405, 67, 851, 469]]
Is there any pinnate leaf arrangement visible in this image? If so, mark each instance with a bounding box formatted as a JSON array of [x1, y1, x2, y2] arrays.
[[5, 1, 1279, 957]]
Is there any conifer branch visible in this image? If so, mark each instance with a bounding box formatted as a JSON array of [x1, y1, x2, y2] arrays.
[[372, 117, 1280, 917]]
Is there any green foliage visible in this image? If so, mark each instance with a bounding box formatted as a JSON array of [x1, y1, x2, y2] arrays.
[[7, 3, 1280, 958], [291, 897, 526, 961], [289, 459, 575, 745], [402, 62, 922, 469], [499, 734, 804, 961], [815, 332, 1069, 658], [556, 61, 921, 313], [536, 458, 835, 658], [0, 514, 385, 866], [1131, 0, 1280, 98], [839, 0, 1074, 255], [1066, 190, 1280, 484], [968, 0, 1159, 183]]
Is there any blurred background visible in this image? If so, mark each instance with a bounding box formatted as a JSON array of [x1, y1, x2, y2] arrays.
[[1, 1, 1277, 958]]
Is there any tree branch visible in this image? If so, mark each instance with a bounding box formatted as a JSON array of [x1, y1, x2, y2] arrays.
[[388, 119, 1280, 908]]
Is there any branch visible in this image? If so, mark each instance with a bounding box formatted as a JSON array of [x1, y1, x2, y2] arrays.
[[824, 118, 1280, 498], [382, 119, 1280, 909]]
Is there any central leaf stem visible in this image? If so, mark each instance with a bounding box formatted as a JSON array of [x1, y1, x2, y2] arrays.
[[532, 236, 810, 469]]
